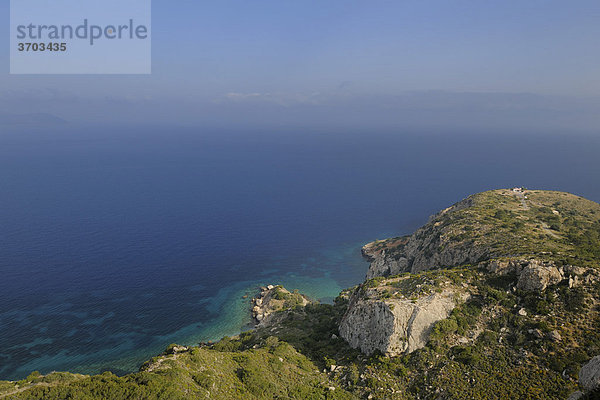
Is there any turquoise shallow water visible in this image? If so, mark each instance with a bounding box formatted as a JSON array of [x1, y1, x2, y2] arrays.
[[1, 240, 370, 379], [1, 128, 599, 380]]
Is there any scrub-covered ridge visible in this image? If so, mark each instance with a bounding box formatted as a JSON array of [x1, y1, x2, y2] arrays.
[[363, 188, 600, 277]]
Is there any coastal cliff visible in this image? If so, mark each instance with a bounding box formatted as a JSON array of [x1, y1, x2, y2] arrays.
[[339, 286, 466, 356], [364, 188, 600, 278]]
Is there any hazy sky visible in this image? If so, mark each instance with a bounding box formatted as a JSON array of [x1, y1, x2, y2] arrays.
[[2, 0, 600, 130]]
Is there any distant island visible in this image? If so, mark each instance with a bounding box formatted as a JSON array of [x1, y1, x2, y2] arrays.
[[2, 189, 600, 399]]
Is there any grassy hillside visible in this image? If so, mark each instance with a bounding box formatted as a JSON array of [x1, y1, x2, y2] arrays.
[[0, 341, 354, 399]]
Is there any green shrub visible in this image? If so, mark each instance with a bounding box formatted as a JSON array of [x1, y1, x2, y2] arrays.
[[237, 367, 276, 397], [192, 370, 214, 389], [451, 346, 480, 365]]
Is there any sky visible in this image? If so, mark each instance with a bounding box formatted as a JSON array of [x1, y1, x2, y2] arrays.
[[1, 0, 600, 131]]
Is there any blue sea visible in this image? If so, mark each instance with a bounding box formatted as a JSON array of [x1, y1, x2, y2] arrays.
[[0, 126, 599, 380]]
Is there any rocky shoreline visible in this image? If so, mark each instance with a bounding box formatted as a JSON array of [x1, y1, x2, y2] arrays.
[[250, 285, 310, 326]]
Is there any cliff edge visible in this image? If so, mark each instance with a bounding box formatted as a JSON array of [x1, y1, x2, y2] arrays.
[[364, 189, 600, 278]]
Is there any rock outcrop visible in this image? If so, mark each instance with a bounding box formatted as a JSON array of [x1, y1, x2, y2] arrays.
[[484, 258, 596, 293], [339, 289, 466, 356], [363, 197, 490, 279], [363, 246, 409, 279], [363, 189, 600, 281], [579, 355, 600, 393], [516, 261, 563, 292], [251, 285, 310, 327], [363, 230, 489, 279]]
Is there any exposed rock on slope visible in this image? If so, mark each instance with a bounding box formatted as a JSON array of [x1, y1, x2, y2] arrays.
[[364, 189, 600, 279], [344, 189, 600, 363], [363, 233, 489, 279], [339, 274, 468, 356], [579, 355, 600, 393], [251, 285, 310, 326], [516, 260, 566, 292], [484, 258, 596, 292], [363, 196, 488, 279]]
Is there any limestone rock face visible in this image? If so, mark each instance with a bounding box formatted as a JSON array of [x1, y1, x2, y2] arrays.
[[516, 260, 563, 292], [363, 190, 600, 281], [363, 197, 488, 279], [579, 356, 600, 392], [483, 258, 595, 293], [339, 290, 464, 356], [363, 233, 488, 279], [338, 300, 395, 356], [486, 260, 516, 275], [567, 391, 584, 400], [364, 250, 408, 279]]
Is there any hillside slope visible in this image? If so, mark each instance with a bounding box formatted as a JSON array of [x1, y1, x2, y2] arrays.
[[363, 189, 600, 278]]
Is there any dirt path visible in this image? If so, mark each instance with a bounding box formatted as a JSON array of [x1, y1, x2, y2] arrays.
[[540, 222, 561, 239], [512, 190, 560, 239], [514, 190, 530, 210]]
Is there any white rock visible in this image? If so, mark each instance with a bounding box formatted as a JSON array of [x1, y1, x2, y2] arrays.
[[547, 330, 561, 342], [339, 289, 467, 356], [362, 197, 487, 278], [516, 260, 563, 292], [580, 355, 600, 392], [567, 391, 583, 400]]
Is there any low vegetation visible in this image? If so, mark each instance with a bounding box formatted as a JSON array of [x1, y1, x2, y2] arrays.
[[0, 341, 354, 399]]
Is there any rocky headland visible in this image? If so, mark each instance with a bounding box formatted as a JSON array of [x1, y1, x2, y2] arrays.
[[3, 188, 600, 399], [250, 285, 310, 326]]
